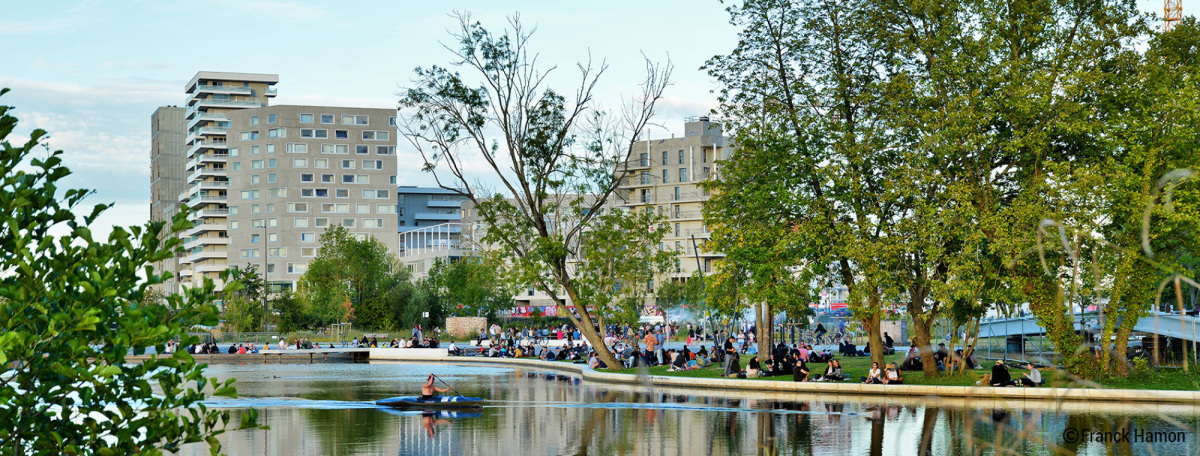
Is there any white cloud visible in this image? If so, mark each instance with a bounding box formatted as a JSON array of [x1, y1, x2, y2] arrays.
[[0, 17, 83, 35]]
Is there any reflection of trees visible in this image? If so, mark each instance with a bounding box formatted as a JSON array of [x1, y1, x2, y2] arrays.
[[303, 408, 394, 456], [918, 407, 938, 456], [570, 390, 620, 455], [756, 413, 777, 456], [869, 407, 885, 456]]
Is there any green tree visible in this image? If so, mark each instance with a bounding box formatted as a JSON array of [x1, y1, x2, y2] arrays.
[[396, 13, 672, 368], [272, 290, 309, 334], [220, 265, 266, 333], [298, 225, 410, 330], [425, 254, 513, 318], [570, 208, 674, 331], [656, 270, 706, 326], [0, 89, 255, 454]]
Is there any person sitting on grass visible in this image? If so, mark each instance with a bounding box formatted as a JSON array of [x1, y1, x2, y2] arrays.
[[862, 362, 883, 384], [990, 360, 1015, 387], [747, 356, 762, 378], [792, 357, 810, 382], [1019, 363, 1042, 387], [671, 349, 688, 371], [882, 363, 903, 384], [818, 359, 844, 381]]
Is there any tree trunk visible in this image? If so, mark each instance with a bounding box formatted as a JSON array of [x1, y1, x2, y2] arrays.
[[909, 299, 939, 379], [866, 309, 885, 369], [558, 280, 620, 369], [756, 301, 772, 364]]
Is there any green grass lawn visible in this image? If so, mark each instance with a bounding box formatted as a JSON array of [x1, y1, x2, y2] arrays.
[[601, 352, 1200, 391]]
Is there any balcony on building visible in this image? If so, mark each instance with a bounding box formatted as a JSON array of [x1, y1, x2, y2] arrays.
[[186, 110, 229, 127], [426, 199, 463, 209], [187, 139, 228, 157], [183, 235, 229, 251], [186, 222, 228, 238], [185, 248, 227, 264], [414, 212, 462, 222]]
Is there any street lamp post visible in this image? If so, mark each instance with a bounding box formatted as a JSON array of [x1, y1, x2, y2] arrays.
[[262, 223, 268, 333]]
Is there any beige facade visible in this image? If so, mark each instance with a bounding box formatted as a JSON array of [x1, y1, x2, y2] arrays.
[[223, 106, 399, 288], [149, 106, 187, 292], [616, 116, 728, 283], [177, 72, 278, 291]]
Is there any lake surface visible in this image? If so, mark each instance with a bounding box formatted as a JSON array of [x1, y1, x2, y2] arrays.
[[178, 362, 1200, 455]]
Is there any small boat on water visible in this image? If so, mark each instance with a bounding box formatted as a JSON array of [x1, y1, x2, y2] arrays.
[[375, 395, 483, 408]]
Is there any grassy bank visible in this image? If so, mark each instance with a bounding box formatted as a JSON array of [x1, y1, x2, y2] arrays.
[[604, 352, 1200, 391]]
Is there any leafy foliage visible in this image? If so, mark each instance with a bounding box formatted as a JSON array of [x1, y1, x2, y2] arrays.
[[397, 12, 672, 368], [0, 89, 255, 455], [297, 225, 412, 330]]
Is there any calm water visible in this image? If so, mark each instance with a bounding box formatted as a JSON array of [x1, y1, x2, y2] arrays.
[[177, 362, 1200, 455]]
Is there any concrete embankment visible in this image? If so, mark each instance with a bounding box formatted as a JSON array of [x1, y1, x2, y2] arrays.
[[422, 356, 1200, 406]]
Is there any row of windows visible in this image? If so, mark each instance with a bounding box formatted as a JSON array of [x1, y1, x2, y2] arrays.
[[297, 114, 396, 126], [250, 114, 397, 127], [637, 150, 711, 166], [639, 168, 692, 184], [228, 203, 396, 215], [230, 144, 395, 156], [240, 187, 389, 200], [299, 173, 376, 184], [232, 218, 389, 232], [233, 157, 393, 172]]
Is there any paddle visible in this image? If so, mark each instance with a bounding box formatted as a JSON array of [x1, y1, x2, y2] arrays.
[[432, 374, 466, 398]]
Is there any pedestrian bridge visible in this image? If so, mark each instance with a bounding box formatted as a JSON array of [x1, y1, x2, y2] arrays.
[[976, 311, 1200, 342]]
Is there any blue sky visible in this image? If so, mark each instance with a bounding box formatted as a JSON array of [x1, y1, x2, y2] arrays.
[[0, 0, 1180, 239]]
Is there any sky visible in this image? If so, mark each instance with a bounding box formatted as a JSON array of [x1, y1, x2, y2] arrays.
[[0, 0, 1182, 239]]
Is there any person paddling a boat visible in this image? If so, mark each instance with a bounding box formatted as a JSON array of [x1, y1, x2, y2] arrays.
[[420, 374, 452, 401]]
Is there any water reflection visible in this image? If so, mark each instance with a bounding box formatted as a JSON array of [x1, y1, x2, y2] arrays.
[[177, 362, 1200, 455]]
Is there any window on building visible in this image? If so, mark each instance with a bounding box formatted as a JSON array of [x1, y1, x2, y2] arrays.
[[342, 174, 355, 184], [251, 145, 259, 155], [362, 130, 389, 140], [265, 203, 275, 213], [269, 247, 285, 257], [230, 220, 239, 230], [287, 143, 307, 153], [341, 159, 355, 169], [268, 114, 276, 124], [674, 187, 680, 201], [674, 205, 681, 218], [288, 263, 308, 274], [267, 218, 277, 228], [315, 218, 329, 227], [229, 147, 239, 157], [241, 248, 260, 258], [341, 218, 356, 228], [229, 206, 239, 215], [268, 158, 276, 168], [679, 168, 688, 182], [662, 151, 667, 165], [376, 146, 395, 155], [288, 203, 308, 212], [268, 128, 285, 138], [388, 116, 396, 126], [294, 158, 308, 168], [300, 113, 314, 123], [335, 130, 349, 139], [679, 150, 685, 164], [250, 116, 259, 126], [240, 190, 259, 200], [294, 217, 308, 227], [250, 175, 260, 185], [232, 162, 241, 171], [362, 159, 383, 170], [356, 174, 369, 184], [300, 233, 315, 242], [357, 203, 370, 213], [662, 169, 668, 184], [342, 115, 369, 125], [268, 173, 277, 183], [356, 145, 369, 155], [336, 189, 349, 198], [675, 223, 681, 237], [363, 219, 384, 228], [376, 204, 395, 214], [320, 114, 334, 124], [250, 233, 261, 243], [268, 188, 285, 198], [266, 144, 275, 154], [314, 159, 328, 168], [301, 173, 314, 183]]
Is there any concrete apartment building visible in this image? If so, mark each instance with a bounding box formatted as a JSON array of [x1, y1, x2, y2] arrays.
[[149, 106, 187, 291], [223, 105, 399, 290], [157, 71, 398, 293], [501, 117, 730, 316], [396, 186, 471, 279], [616, 116, 728, 282]]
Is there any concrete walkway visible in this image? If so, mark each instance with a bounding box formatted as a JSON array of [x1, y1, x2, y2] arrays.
[[408, 356, 1200, 405]]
